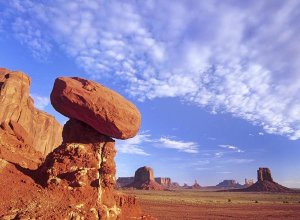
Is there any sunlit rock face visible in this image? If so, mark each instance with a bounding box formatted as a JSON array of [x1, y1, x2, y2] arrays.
[[0, 68, 62, 156], [50, 76, 141, 140], [0, 73, 142, 219], [37, 76, 142, 219], [38, 119, 120, 219]]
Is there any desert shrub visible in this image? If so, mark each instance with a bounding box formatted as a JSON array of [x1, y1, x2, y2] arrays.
[[228, 199, 231, 202], [255, 200, 258, 203]]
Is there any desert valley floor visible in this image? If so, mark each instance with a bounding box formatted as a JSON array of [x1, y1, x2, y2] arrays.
[[123, 189, 300, 219]]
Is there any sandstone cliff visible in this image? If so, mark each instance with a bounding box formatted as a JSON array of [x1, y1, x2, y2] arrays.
[[0, 68, 62, 155]]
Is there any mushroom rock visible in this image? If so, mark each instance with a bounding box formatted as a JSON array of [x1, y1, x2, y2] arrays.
[[50, 77, 141, 140], [0, 72, 143, 219], [0, 68, 62, 156], [36, 76, 143, 218]]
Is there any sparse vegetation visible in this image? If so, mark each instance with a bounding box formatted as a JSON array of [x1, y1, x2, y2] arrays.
[[122, 189, 300, 219]]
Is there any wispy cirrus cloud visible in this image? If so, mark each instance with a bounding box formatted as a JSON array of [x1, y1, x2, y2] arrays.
[[116, 132, 199, 155], [156, 137, 199, 154], [116, 132, 151, 156], [2, 0, 300, 139]]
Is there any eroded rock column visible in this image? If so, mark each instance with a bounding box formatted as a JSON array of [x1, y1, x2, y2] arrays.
[[38, 76, 142, 219]]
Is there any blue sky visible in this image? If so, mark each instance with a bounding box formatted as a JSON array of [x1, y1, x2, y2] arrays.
[[1, 0, 300, 187]]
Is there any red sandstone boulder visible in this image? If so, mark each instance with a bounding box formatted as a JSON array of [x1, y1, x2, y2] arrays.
[[50, 77, 141, 140], [0, 68, 62, 155]]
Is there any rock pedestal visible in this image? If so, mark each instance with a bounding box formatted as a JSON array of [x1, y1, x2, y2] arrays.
[[40, 76, 142, 219], [39, 119, 120, 218]]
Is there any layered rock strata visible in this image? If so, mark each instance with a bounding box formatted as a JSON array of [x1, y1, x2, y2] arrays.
[[0, 68, 62, 156], [38, 119, 126, 218], [40, 76, 142, 218]]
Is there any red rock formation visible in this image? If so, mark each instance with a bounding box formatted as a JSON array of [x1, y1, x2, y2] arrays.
[[235, 167, 293, 193], [50, 77, 141, 139], [117, 177, 134, 188], [257, 167, 273, 182], [0, 73, 145, 219], [127, 166, 164, 190], [0, 68, 62, 155], [191, 180, 201, 189], [216, 180, 243, 188], [155, 177, 172, 187], [38, 119, 134, 218]]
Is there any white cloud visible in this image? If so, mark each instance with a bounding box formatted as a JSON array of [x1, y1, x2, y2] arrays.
[[116, 132, 199, 155], [157, 137, 198, 154], [116, 132, 150, 156], [258, 132, 264, 136], [31, 94, 50, 110], [3, 0, 300, 139], [214, 152, 224, 158], [219, 145, 244, 153]]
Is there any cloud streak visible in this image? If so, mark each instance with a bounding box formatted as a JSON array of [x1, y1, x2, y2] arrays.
[[156, 137, 199, 154], [2, 0, 300, 139], [117, 132, 199, 155], [219, 144, 244, 153], [116, 132, 150, 156]]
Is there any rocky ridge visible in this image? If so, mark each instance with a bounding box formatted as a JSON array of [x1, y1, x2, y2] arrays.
[[0, 71, 144, 219], [0, 68, 62, 156]]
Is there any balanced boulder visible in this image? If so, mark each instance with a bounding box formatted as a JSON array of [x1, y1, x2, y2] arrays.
[[50, 77, 141, 139]]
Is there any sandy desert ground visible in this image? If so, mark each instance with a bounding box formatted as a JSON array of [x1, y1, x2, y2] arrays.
[[123, 189, 300, 219]]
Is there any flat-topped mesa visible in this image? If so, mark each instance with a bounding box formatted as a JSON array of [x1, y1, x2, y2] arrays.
[[50, 77, 141, 139], [257, 167, 273, 182]]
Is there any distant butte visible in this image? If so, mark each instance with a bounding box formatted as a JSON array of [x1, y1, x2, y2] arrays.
[[235, 167, 294, 193]]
